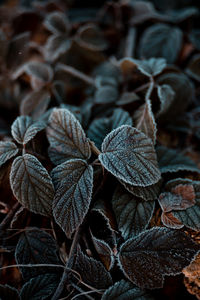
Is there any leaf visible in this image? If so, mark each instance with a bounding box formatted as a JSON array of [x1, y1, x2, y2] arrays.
[[76, 24, 108, 51], [133, 58, 166, 77], [52, 159, 93, 238], [157, 72, 194, 117], [0, 285, 20, 300], [156, 145, 200, 174], [161, 211, 184, 229], [20, 273, 60, 300], [10, 154, 54, 216], [0, 141, 19, 167], [165, 178, 200, 231], [133, 99, 157, 144], [11, 116, 46, 145], [183, 254, 200, 300], [25, 62, 53, 87], [99, 125, 161, 187], [45, 35, 72, 62], [158, 185, 196, 213], [15, 228, 61, 280], [20, 89, 51, 119], [117, 92, 140, 106], [95, 85, 118, 104], [91, 234, 114, 271], [87, 108, 132, 150], [44, 12, 69, 35], [102, 280, 154, 300], [74, 249, 113, 289], [47, 108, 91, 165], [156, 84, 175, 117], [138, 23, 183, 63], [112, 186, 155, 239], [120, 179, 161, 201], [189, 29, 200, 51], [118, 227, 200, 289], [186, 54, 200, 82]]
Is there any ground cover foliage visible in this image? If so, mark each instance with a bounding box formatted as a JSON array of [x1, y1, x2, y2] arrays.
[[0, 0, 200, 299]]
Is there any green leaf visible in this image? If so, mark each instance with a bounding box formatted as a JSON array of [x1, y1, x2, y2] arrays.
[[156, 84, 175, 117], [10, 154, 54, 216], [99, 125, 161, 187], [132, 58, 166, 77], [133, 99, 157, 144], [118, 227, 200, 289], [74, 249, 113, 289], [11, 116, 46, 145], [0, 141, 19, 167], [112, 186, 155, 239], [20, 273, 60, 300], [139, 23, 183, 63], [101, 280, 154, 300], [87, 108, 132, 150], [15, 228, 61, 280], [52, 159, 93, 238], [47, 108, 91, 165], [156, 145, 200, 174], [0, 285, 20, 300]]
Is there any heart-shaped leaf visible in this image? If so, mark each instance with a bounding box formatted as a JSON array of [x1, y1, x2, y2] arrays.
[[52, 159, 93, 238], [47, 108, 91, 165], [10, 154, 54, 216], [118, 227, 200, 289], [132, 58, 166, 77], [99, 125, 161, 187]]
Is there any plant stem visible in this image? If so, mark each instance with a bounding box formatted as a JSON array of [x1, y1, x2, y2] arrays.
[[124, 27, 136, 58], [52, 225, 83, 300], [89, 140, 101, 156], [145, 77, 154, 101], [56, 63, 96, 87], [0, 202, 20, 231]]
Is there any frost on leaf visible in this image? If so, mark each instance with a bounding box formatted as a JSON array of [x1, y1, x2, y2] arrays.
[[0, 141, 19, 167], [102, 280, 154, 300], [10, 154, 54, 216], [112, 186, 155, 239], [74, 249, 112, 289], [15, 228, 61, 281], [118, 227, 200, 289], [99, 125, 161, 187], [11, 116, 46, 145], [47, 108, 91, 165], [52, 159, 93, 238]]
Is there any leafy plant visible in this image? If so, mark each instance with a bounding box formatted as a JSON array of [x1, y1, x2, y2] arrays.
[[0, 0, 200, 299]]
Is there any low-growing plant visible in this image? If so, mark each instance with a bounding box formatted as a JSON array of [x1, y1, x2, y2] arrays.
[[0, 0, 200, 299]]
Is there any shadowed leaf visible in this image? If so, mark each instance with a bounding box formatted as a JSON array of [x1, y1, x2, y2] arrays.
[[118, 227, 200, 289], [0, 285, 20, 300], [133, 58, 166, 77], [0, 141, 19, 167]]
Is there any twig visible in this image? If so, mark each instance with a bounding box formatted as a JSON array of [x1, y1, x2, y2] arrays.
[[70, 284, 95, 300], [89, 140, 101, 156], [56, 63, 96, 86], [145, 77, 154, 101], [0, 202, 20, 231]]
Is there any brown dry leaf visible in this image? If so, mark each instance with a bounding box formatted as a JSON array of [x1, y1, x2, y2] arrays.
[[183, 254, 200, 299]]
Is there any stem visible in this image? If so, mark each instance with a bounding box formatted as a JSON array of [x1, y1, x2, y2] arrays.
[[0, 202, 20, 231], [70, 284, 94, 300], [133, 82, 150, 93], [56, 63, 96, 87], [145, 77, 154, 101], [52, 225, 83, 300], [124, 27, 136, 58], [89, 140, 101, 156]]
